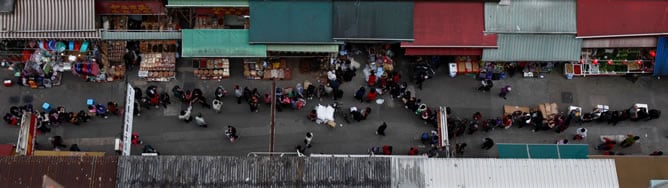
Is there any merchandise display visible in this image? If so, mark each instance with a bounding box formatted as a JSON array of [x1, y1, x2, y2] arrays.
[[193, 58, 230, 80], [138, 53, 176, 82], [243, 58, 291, 80], [107, 41, 126, 63]]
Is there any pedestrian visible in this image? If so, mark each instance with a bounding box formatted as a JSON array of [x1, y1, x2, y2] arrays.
[[573, 127, 587, 140], [354, 87, 366, 102], [498, 85, 511, 99], [408, 147, 419, 155], [596, 137, 616, 151], [131, 133, 142, 146], [178, 105, 192, 122], [195, 113, 208, 128], [556, 139, 569, 145], [160, 92, 171, 108], [304, 132, 313, 148], [620, 135, 640, 148], [376, 122, 388, 136], [295, 145, 306, 156], [456, 143, 467, 155], [50, 136, 67, 149], [382, 145, 393, 155], [481, 138, 495, 150], [225, 125, 238, 142], [416, 73, 426, 90], [234, 85, 243, 104]]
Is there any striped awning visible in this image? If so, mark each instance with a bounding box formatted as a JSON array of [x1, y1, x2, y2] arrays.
[[0, 0, 99, 40]]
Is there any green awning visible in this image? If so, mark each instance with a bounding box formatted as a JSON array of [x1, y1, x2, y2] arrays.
[[181, 29, 266, 58], [101, 31, 182, 40], [266, 45, 339, 53], [250, 0, 333, 43], [167, 0, 249, 7], [482, 34, 582, 62], [333, 0, 414, 41]]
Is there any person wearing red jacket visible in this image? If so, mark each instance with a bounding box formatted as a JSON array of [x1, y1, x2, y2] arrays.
[[368, 73, 377, 87], [366, 89, 378, 103]]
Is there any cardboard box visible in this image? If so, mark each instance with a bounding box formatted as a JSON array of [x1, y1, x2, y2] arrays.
[[503, 105, 530, 115], [538, 103, 558, 119]]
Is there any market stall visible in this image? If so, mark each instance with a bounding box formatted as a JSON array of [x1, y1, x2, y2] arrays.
[[243, 58, 292, 80], [138, 41, 177, 81], [193, 58, 230, 80], [192, 8, 249, 29]]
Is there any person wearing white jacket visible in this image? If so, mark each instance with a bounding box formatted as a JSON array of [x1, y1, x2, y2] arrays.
[[178, 105, 192, 122], [195, 113, 207, 128]]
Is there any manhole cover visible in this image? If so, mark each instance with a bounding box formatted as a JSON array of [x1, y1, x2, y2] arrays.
[[561, 92, 573, 103]]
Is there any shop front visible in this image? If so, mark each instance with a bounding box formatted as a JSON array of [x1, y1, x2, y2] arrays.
[[572, 0, 668, 77], [481, 0, 579, 79], [331, 0, 413, 84], [401, 1, 498, 76], [181, 29, 265, 80], [166, 0, 249, 30], [249, 0, 340, 81], [482, 34, 582, 79], [0, 0, 102, 88]]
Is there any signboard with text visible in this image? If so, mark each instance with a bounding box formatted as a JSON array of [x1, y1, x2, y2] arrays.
[[122, 83, 135, 156], [96, 1, 166, 15]]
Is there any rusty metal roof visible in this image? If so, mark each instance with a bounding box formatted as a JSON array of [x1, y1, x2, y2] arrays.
[[117, 156, 391, 188], [0, 156, 118, 188]]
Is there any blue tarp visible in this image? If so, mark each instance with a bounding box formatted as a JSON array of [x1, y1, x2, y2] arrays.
[[654, 36, 668, 76]]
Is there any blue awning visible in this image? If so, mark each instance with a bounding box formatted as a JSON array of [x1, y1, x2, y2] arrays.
[[654, 36, 668, 76]]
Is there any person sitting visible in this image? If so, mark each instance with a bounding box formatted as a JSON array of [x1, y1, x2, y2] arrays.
[[107, 102, 118, 115], [362, 107, 372, 120], [368, 73, 377, 87], [195, 113, 207, 128], [78, 110, 90, 122], [408, 147, 419, 155], [350, 107, 364, 122], [307, 110, 317, 121], [365, 89, 378, 103]]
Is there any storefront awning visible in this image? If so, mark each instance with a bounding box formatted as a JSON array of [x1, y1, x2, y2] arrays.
[[405, 48, 483, 56], [266, 45, 339, 53], [181, 29, 266, 58], [101, 31, 182, 40], [482, 34, 582, 62], [0, 0, 99, 39], [250, 0, 333, 44], [96, 1, 166, 15], [654, 37, 668, 76], [577, 0, 668, 38], [167, 0, 248, 7], [401, 1, 496, 56], [582, 37, 657, 48], [333, 0, 413, 41], [485, 0, 577, 33]]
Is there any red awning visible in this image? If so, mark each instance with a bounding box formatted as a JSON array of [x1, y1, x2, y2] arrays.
[[405, 48, 482, 56], [96, 1, 166, 15], [402, 1, 496, 55], [577, 0, 668, 38]]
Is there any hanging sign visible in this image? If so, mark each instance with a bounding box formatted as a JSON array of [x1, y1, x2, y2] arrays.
[[122, 83, 135, 156], [96, 1, 165, 15]]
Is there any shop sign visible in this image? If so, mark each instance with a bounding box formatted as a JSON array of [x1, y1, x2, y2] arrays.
[[122, 83, 135, 156], [96, 1, 165, 15], [194, 8, 249, 16]]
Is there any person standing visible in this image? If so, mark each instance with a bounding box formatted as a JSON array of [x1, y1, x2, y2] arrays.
[[573, 127, 587, 140], [416, 73, 426, 90], [498, 85, 511, 99], [226, 125, 238, 142], [481, 138, 495, 150], [620, 135, 641, 148], [376, 122, 388, 136], [304, 132, 313, 148], [234, 85, 243, 104]]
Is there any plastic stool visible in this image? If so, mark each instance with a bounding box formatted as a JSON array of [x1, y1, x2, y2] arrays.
[[87, 99, 94, 105], [42, 102, 51, 112]]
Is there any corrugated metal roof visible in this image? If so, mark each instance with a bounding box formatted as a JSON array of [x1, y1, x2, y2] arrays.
[[266, 45, 339, 53], [577, 0, 668, 37], [0, 0, 99, 39], [403, 1, 496, 48], [484, 0, 577, 33], [117, 156, 391, 188], [391, 158, 619, 188], [101, 31, 182, 40], [482, 34, 582, 62], [0, 156, 118, 188], [167, 0, 249, 7]]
